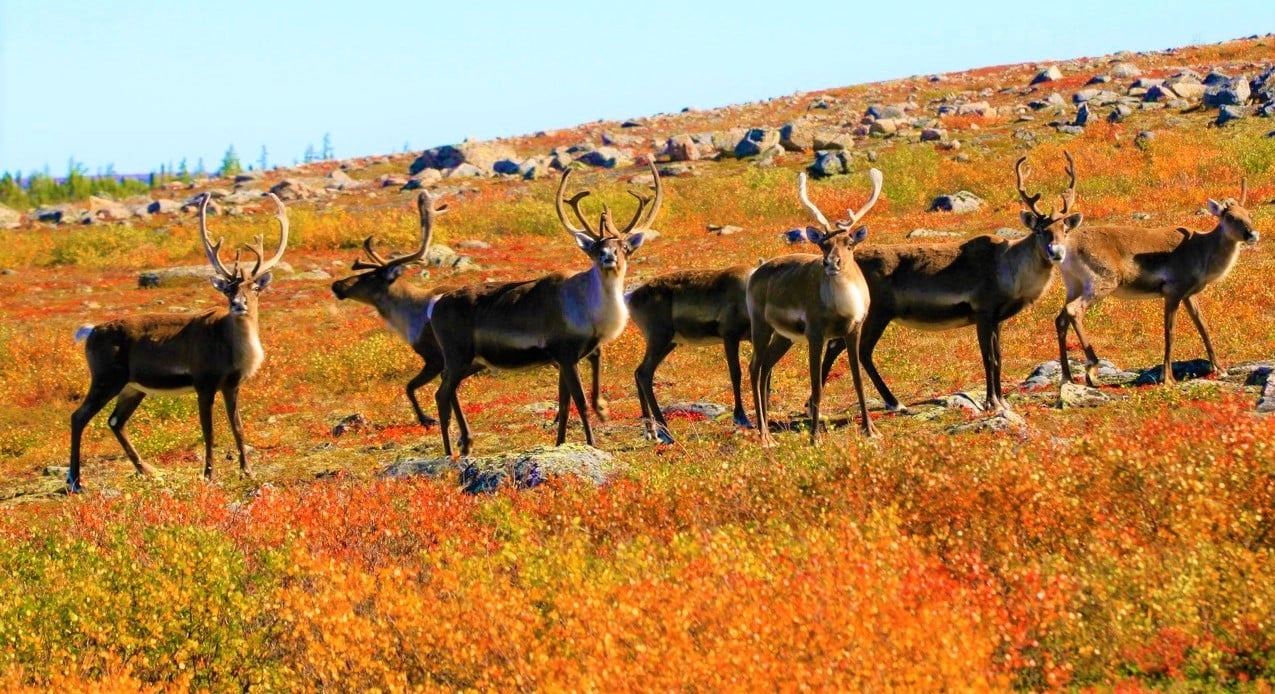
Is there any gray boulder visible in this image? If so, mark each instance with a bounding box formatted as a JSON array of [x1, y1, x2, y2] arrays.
[[1132, 358, 1215, 385], [0, 203, 22, 229], [778, 120, 815, 152], [1258, 372, 1275, 413], [809, 150, 853, 178], [920, 127, 947, 141], [445, 163, 487, 179], [906, 228, 962, 239], [1031, 66, 1063, 84], [812, 130, 854, 150], [1110, 62, 1142, 79], [576, 146, 633, 169], [146, 199, 183, 214], [929, 190, 984, 213], [410, 140, 518, 175], [1058, 382, 1112, 408], [734, 128, 780, 158], [1217, 105, 1247, 126], [1204, 76, 1251, 107], [270, 178, 324, 201], [381, 443, 622, 493], [665, 134, 702, 161]]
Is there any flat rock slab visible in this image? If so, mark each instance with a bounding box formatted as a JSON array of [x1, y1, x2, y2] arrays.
[[381, 443, 622, 494], [663, 402, 729, 419], [1057, 382, 1112, 408], [1021, 359, 1137, 389], [1132, 359, 1215, 386], [947, 411, 1026, 435]]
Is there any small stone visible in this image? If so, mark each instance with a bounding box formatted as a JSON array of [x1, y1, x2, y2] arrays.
[[929, 191, 984, 214], [332, 413, 369, 437], [708, 224, 744, 236], [906, 228, 962, 239], [1110, 62, 1142, 79], [1031, 66, 1063, 85]]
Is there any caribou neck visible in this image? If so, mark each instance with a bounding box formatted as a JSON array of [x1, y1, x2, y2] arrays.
[[563, 264, 629, 339], [1004, 233, 1056, 297], [375, 281, 437, 345]]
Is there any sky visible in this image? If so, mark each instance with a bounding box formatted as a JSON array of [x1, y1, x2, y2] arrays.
[[1, 0, 1273, 176]]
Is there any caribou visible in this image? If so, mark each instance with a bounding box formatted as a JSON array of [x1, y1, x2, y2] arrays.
[[428, 163, 660, 458], [68, 193, 289, 490], [331, 192, 608, 428], [748, 169, 882, 445], [1055, 178, 1260, 387], [627, 265, 755, 444], [820, 153, 1082, 413]]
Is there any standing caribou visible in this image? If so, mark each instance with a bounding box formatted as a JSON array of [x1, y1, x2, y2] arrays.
[[1055, 179, 1260, 387], [428, 163, 660, 458], [331, 191, 609, 428], [627, 265, 755, 443], [820, 153, 1082, 413], [68, 193, 289, 491], [748, 168, 883, 445]]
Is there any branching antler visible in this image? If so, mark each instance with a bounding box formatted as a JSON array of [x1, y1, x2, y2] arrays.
[[199, 193, 236, 280], [844, 168, 884, 229], [798, 172, 834, 232], [1059, 151, 1077, 216], [248, 193, 289, 279], [555, 169, 600, 240], [1015, 156, 1046, 218], [351, 191, 442, 271]]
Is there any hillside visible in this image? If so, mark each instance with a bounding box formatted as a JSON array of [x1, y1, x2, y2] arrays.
[[0, 35, 1272, 689]]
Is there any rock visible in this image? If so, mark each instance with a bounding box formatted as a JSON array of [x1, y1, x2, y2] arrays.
[[146, 199, 183, 214], [812, 130, 854, 150], [0, 203, 23, 228], [995, 227, 1028, 240], [331, 413, 369, 437], [709, 129, 747, 157], [410, 141, 518, 175], [1058, 382, 1112, 408], [1110, 62, 1142, 79], [401, 169, 443, 190], [947, 410, 1026, 435], [87, 196, 130, 220], [456, 239, 491, 250], [1108, 104, 1134, 122], [325, 168, 359, 190], [221, 189, 264, 205], [663, 401, 729, 419], [139, 262, 294, 286], [809, 150, 853, 178], [1073, 89, 1100, 103], [1031, 66, 1063, 85], [1087, 74, 1111, 85], [920, 127, 947, 141], [665, 134, 702, 161], [445, 163, 487, 179], [869, 119, 899, 136], [708, 224, 744, 236], [381, 443, 622, 493], [285, 269, 333, 281], [656, 163, 697, 177], [491, 159, 521, 176], [601, 131, 640, 147], [1056, 125, 1086, 136], [1217, 105, 1247, 126], [1259, 372, 1275, 413], [379, 174, 409, 188], [929, 190, 984, 213], [270, 178, 324, 201], [517, 157, 552, 180], [1167, 81, 1205, 100], [1132, 358, 1215, 386], [1203, 70, 1232, 87], [734, 128, 780, 157], [234, 170, 263, 184], [577, 147, 633, 169], [906, 228, 962, 239], [1204, 76, 1251, 107], [1074, 102, 1091, 127], [779, 120, 815, 152], [955, 101, 994, 116], [33, 206, 69, 224]]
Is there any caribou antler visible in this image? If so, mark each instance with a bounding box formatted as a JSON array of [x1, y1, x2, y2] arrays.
[[618, 162, 664, 235], [351, 191, 443, 271], [555, 168, 600, 240], [1059, 151, 1078, 216], [1015, 156, 1046, 217], [244, 193, 290, 279], [798, 172, 834, 232], [844, 168, 884, 229], [198, 193, 236, 280]]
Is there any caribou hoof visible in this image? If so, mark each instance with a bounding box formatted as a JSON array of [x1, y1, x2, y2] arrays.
[[733, 412, 754, 429]]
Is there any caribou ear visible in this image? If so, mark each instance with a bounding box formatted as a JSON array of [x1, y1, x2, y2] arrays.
[[1019, 210, 1038, 229], [385, 264, 407, 281], [625, 232, 646, 253], [1206, 199, 1225, 217], [210, 276, 232, 293], [253, 272, 273, 292], [572, 231, 596, 251], [1063, 213, 1084, 232], [804, 226, 826, 244], [849, 225, 869, 244]]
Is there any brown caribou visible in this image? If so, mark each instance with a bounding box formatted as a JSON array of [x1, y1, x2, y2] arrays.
[[68, 193, 289, 490]]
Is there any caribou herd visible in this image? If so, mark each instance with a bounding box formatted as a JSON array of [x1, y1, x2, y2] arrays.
[[66, 155, 1261, 490]]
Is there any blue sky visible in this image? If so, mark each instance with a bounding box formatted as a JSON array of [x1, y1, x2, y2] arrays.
[[1, 1, 1272, 175]]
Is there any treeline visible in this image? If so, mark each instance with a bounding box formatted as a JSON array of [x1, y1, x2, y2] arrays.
[[2, 136, 336, 210]]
